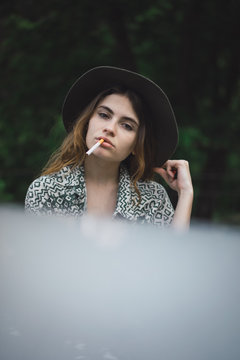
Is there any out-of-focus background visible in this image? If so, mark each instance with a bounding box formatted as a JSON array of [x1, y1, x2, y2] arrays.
[[0, 0, 239, 224]]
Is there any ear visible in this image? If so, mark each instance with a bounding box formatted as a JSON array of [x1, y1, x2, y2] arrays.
[[132, 150, 136, 155]]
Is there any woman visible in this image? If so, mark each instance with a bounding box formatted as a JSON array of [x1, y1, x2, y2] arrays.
[[25, 66, 193, 229]]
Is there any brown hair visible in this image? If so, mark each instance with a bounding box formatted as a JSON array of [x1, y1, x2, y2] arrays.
[[41, 87, 156, 199]]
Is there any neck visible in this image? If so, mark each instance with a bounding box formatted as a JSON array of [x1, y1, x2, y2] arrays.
[[84, 156, 120, 184]]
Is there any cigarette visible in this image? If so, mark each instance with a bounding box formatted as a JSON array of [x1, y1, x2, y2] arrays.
[[86, 139, 104, 155]]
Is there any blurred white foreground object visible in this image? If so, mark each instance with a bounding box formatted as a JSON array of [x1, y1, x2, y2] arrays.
[[1, 208, 240, 360]]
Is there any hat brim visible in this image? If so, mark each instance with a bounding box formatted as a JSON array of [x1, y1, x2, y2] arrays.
[[62, 66, 178, 167]]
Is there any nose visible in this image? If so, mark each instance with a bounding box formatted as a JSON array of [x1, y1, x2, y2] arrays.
[[103, 123, 116, 137]]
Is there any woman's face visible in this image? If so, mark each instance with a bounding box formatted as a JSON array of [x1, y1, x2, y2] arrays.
[[85, 94, 139, 163]]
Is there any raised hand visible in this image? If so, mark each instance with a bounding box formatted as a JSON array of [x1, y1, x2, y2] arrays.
[[154, 160, 193, 196], [154, 160, 194, 230]]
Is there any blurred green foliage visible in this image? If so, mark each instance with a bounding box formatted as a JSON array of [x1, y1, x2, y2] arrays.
[[0, 0, 240, 223]]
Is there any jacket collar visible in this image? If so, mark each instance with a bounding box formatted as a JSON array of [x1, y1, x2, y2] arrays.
[[54, 165, 141, 220], [54, 166, 86, 210], [113, 166, 140, 221], [53, 165, 85, 191]]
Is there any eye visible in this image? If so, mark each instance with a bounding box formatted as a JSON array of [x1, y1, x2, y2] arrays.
[[98, 112, 109, 119], [122, 122, 133, 131]]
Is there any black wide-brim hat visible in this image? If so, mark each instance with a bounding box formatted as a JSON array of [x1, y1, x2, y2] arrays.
[[62, 66, 178, 167]]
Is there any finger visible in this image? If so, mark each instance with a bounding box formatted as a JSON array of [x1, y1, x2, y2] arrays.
[[165, 163, 177, 179], [153, 167, 169, 182], [153, 167, 165, 175]]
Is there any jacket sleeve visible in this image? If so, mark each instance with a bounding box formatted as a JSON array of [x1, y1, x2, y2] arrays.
[[137, 180, 174, 227], [25, 177, 50, 215]]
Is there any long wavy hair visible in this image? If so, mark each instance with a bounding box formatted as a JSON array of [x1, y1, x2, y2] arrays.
[[41, 86, 156, 198]]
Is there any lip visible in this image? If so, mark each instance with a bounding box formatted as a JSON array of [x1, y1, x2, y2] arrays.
[[96, 137, 114, 147]]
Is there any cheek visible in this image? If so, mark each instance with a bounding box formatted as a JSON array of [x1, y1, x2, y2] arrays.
[[128, 133, 138, 150], [121, 133, 137, 156]]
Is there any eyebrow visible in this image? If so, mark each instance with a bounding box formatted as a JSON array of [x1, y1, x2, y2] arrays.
[[97, 105, 139, 127]]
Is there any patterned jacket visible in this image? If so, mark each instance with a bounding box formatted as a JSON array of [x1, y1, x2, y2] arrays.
[[25, 165, 174, 226]]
